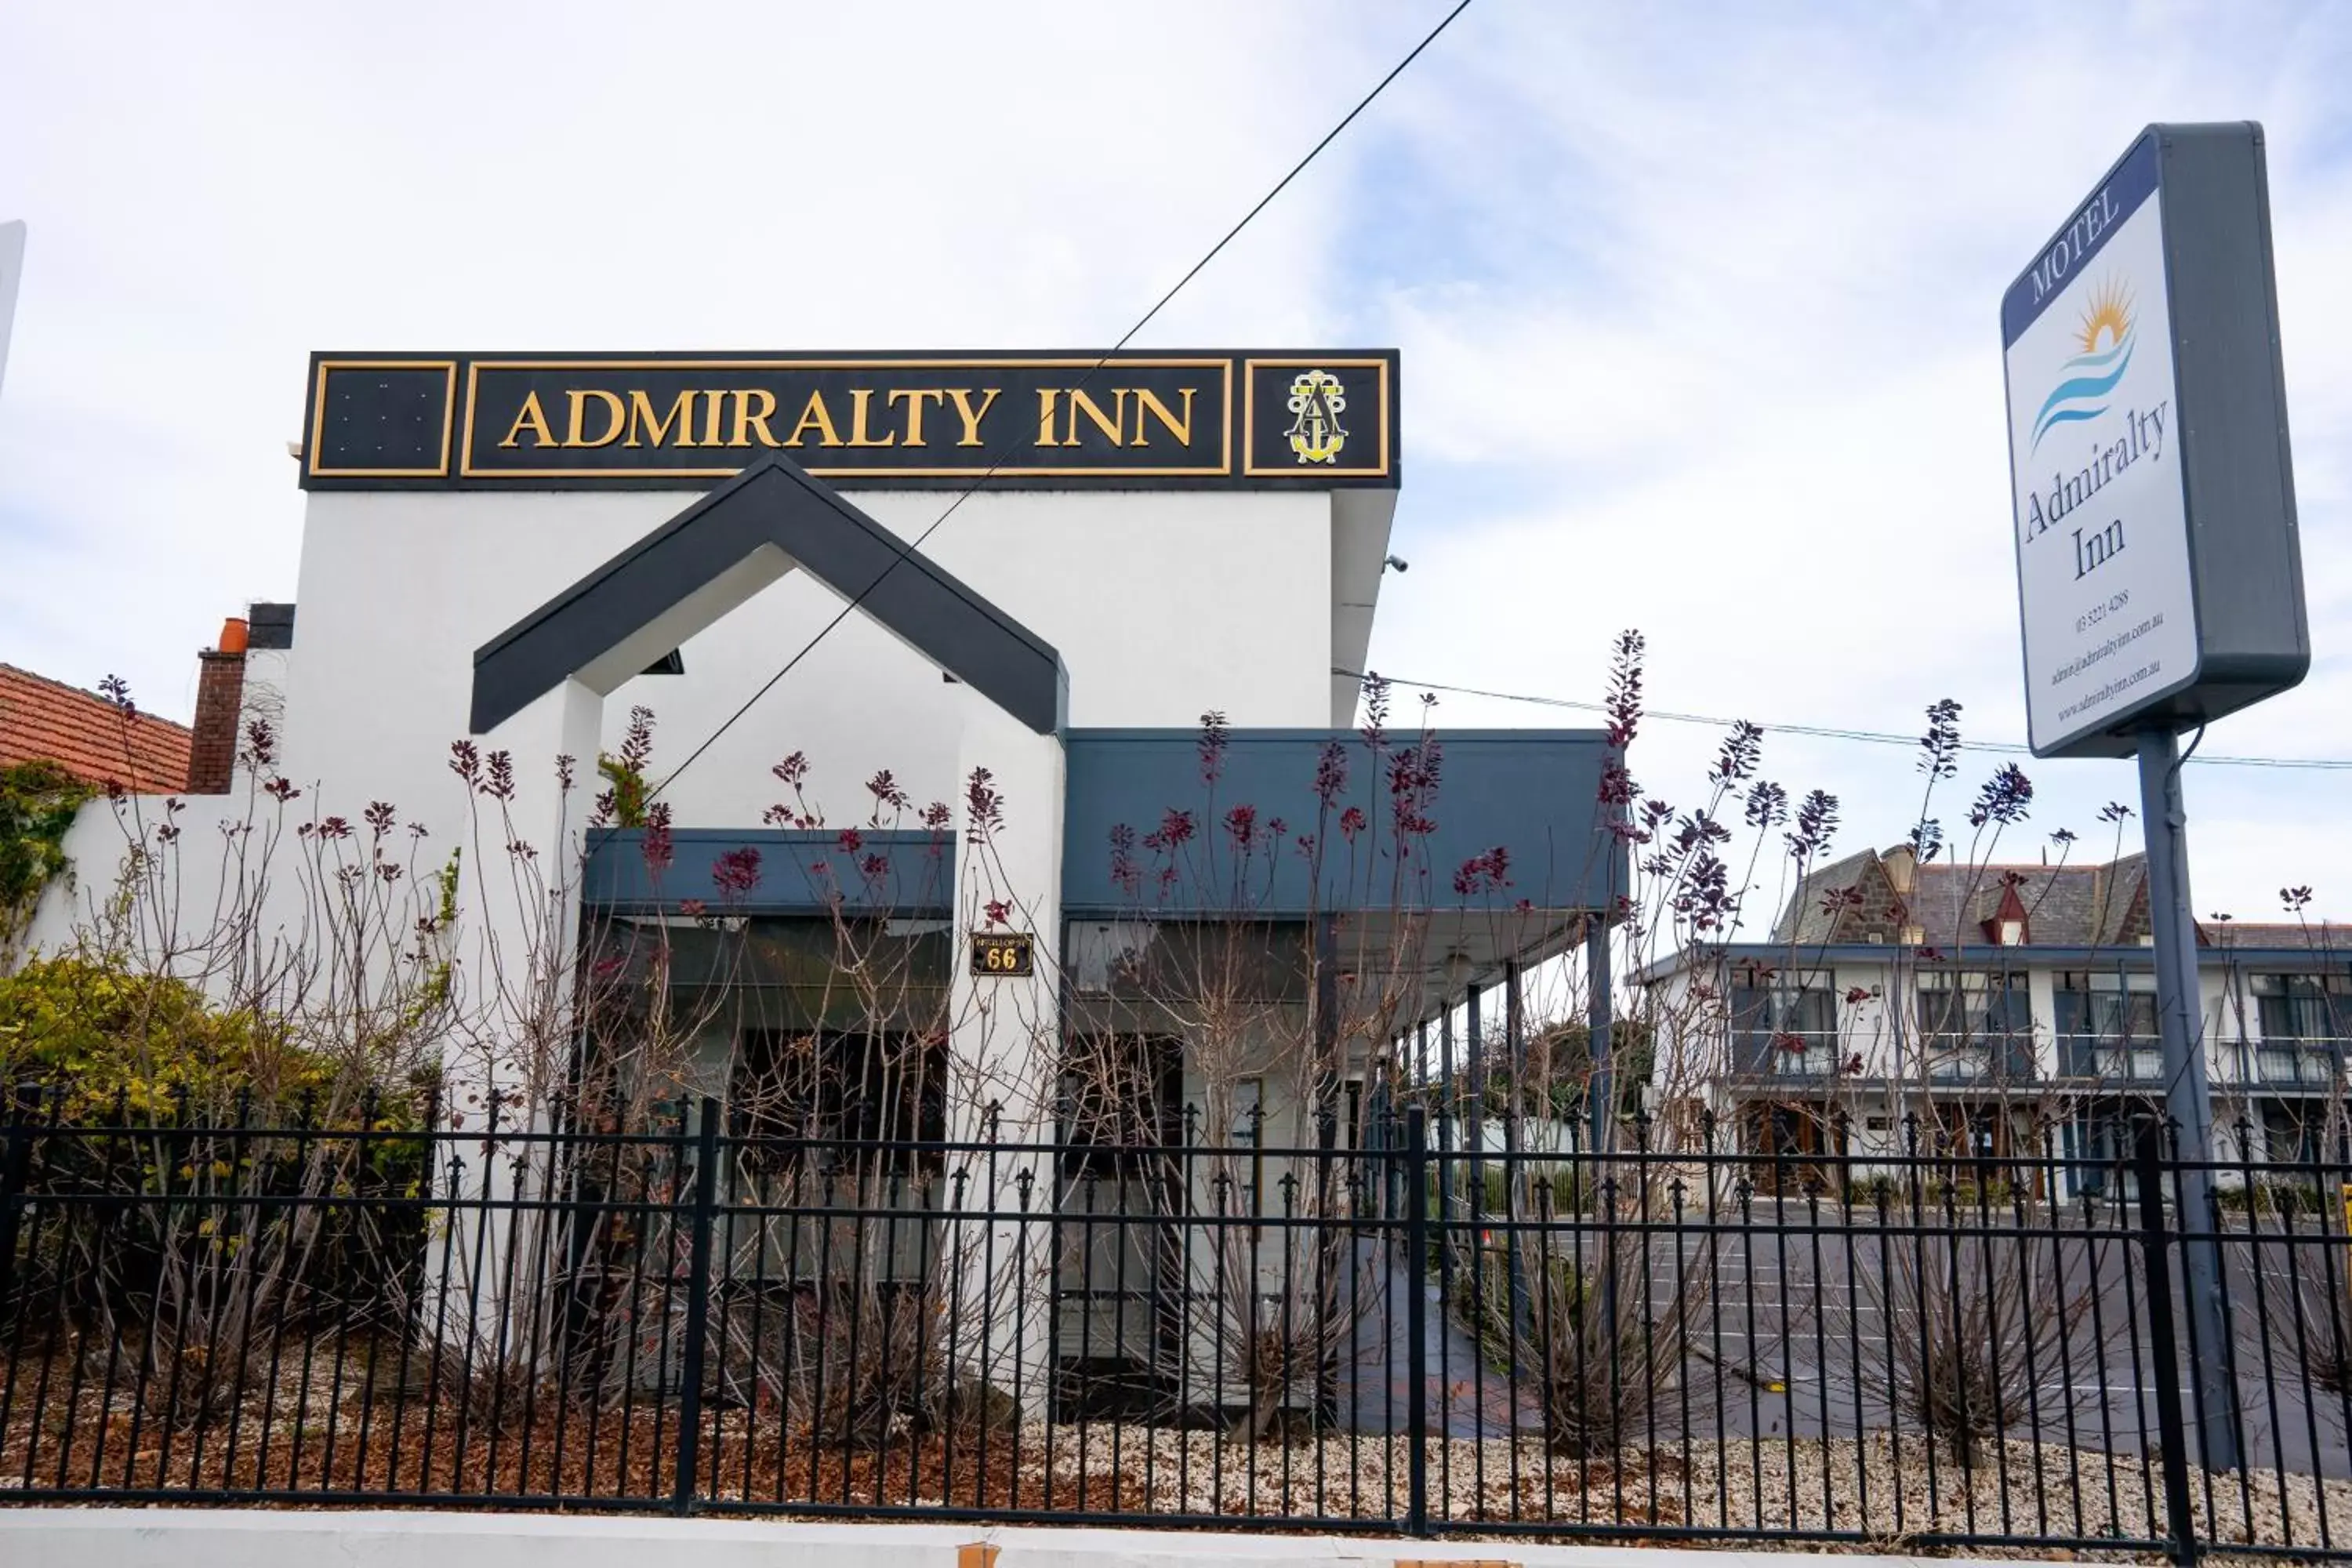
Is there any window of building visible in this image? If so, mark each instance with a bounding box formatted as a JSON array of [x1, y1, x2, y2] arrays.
[[1728, 975, 1838, 1074], [731, 1027, 948, 1171], [2053, 971, 2158, 1037], [1057, 1034, 1184, 1182], [726, 1028, 948, 1285], [1916, 969, 2029, 1036], [1915, 969, 2032, 1081], [2260, 1103, 2336, 1170], [2053, 971, 2160, 1080], [2252, 974, 2352, 1042], [2060, 1109, 2151, 1197], [2247, 975, 2349, 1088]]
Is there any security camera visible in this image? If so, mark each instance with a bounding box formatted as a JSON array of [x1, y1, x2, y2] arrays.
[[1383, 554, 1409, 572]]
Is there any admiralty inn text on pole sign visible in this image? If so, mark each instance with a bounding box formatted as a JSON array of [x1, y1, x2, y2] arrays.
[[2001, 124, 2306, 759]]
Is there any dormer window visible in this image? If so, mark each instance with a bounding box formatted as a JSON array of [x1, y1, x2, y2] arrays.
[[1980, 880, 2032, 946]]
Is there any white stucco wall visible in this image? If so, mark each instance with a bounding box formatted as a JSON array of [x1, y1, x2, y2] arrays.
[[278, 485, 1336, 832], [20, 480, 1346, 1003], [17, 461, 1368, 964]]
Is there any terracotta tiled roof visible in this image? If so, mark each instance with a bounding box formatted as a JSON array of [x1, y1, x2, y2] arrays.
[[0, 664, 192, 793]]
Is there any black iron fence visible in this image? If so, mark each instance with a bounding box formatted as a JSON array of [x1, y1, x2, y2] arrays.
[[7, 1091, 2352, 1562]]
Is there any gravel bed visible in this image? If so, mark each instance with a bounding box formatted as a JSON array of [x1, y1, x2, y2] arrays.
[[1006, 1421, 2352, 1558]]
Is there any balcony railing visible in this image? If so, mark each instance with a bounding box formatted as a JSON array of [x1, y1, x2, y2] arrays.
[[1730, 1030, 1841, 1079], [2055, 1037, 2345, 1089], [2056, 1037, 2165, 1083], [2245, 1040, 2341, 1088], [1918, 1033, 2036, 1083]]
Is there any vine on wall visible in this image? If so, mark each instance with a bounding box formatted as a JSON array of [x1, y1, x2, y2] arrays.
[[0, 759, 93, 964]]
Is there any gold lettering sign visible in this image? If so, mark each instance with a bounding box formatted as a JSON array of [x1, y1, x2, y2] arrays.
[[970, 931, 1035, 978], [301, 353, 1399, 489]]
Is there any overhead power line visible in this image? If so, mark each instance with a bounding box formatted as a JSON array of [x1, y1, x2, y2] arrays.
[[651, 0, 1479, 801], [1330, 666, 2352, 773]]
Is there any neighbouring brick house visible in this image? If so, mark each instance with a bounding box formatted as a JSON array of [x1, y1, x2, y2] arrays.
[[1, 614, 277, 797], [1641, 843, 2352, 1196], [0, 662, 194, 793]]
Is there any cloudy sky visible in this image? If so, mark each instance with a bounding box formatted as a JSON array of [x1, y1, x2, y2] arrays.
[[1, 2, 2347, 926]]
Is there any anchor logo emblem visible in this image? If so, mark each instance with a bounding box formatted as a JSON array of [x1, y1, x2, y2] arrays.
[[1285, 369, 1348, 465]]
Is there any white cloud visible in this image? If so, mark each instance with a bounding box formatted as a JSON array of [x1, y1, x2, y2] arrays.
[[0, 0, 1415, 703], [1, 2, 2347, 922], [1355, 3, 2352, 921]]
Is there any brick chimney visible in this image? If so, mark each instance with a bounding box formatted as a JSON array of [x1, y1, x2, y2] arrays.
[[188, 615, 249, 794]]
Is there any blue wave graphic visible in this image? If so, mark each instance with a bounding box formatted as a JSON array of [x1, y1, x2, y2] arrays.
[[2033, 407, 2107, 441], [2031, 334, 2134, 449]]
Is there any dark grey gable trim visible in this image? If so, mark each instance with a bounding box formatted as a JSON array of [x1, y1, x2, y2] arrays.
[[470, 454, 1066, 735]]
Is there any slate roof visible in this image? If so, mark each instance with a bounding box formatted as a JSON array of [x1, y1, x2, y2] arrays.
[[1773, 849, 1883, 946], [2206, 922, 2352, 953], [1770, 846, 2337, 952], [1773, 847, 2141, 946], [0, 664, 192, 792], [1900, 855, 2149, 946]]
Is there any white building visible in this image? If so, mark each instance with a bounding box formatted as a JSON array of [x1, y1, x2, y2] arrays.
[[1639, 843, 2352, 1197], [20, 347, 1625, 1415]]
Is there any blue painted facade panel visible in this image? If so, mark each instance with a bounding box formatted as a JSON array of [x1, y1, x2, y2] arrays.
[[584, 827, 957, 916], [584, 731, 1626, 921], [1060, 727, 1624, 916]]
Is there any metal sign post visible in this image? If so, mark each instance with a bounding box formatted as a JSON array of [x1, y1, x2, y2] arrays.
[[2137, 724, 2237, 1468], [2004, 123, 2311, 1475]]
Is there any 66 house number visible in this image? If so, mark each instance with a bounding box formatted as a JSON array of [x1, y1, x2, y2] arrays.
[[970, 932, 1035, 977]]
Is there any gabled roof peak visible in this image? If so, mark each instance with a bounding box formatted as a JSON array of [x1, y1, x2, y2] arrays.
[[471, 454, 1067, 736]]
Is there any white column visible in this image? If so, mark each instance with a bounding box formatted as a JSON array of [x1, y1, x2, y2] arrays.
[[429, 677, 604, 1370], [943, 691, 1065, 1417]]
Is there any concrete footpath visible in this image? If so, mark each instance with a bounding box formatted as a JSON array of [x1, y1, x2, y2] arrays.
[[0, 1508, 2048, 1568]]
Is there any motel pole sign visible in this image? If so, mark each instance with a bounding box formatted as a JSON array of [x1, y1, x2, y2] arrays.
[[2002, 122, 2309, 1472]]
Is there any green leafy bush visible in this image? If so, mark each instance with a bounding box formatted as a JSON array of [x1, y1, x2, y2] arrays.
[[0, 953, 342, 1123], [1, 954, 436, 1389]]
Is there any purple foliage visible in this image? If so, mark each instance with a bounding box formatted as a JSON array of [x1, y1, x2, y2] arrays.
[[1709, 720, 1763, 788], [1452, 845, 1512, 897], [1313, 742, 1348, 808], [712, 844, 763, 898], [1917, 699, 1963, 782], [642, 800, 674, 876], [1787, 789, 1840, 862], [1198, 710, 1229, 786], [965, 767, 1003, 837], [1966, 763, 2034, 829]]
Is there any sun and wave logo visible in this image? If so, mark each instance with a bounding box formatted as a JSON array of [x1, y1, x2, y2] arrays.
[[2029, 278, 2135, 451]]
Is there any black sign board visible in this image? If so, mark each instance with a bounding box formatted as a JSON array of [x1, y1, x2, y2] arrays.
[[301, 351, 1398, 492], [970, 931, 1036, 978]]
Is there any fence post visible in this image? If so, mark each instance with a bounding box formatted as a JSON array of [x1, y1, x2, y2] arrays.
[[672, 1094, 721, 1515], [0, 1084, 39, 1310], [2136, 1121, 2199, 1568], [1405, 1104, 1430, 1537]]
